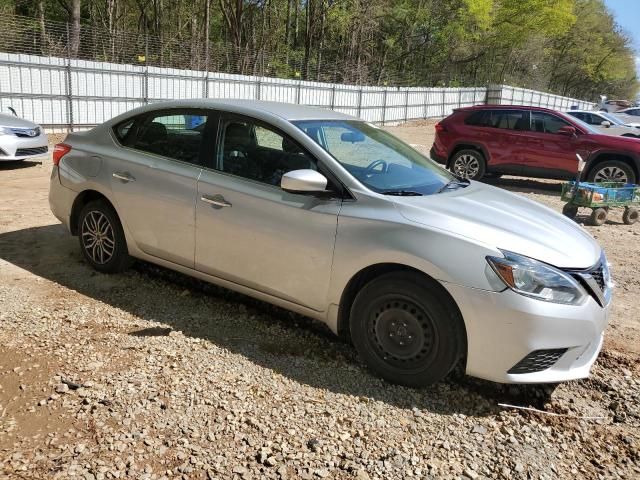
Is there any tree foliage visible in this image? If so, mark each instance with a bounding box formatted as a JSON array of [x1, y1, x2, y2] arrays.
[[0, 0, 637, 99]]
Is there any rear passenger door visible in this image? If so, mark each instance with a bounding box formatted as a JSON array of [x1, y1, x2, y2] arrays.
[[195, 114, 342, 311], [109, 109, 210, 267]]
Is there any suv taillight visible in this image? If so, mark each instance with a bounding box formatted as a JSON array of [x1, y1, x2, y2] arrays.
[[435, 122, 447, 133], [52, 143, 71, 166]]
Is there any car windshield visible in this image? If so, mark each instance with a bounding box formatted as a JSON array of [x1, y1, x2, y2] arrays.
[[293, 120, 455, 195], [600, 112, 625, 125]]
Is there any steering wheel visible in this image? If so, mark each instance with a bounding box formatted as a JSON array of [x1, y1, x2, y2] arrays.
[[365, 159, 388, 174]]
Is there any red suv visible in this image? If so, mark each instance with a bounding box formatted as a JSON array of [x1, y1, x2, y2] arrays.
[[431, 105, 640, 184]]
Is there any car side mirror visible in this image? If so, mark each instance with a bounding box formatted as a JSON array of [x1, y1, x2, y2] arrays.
[[600, 121, 611, 128], [281, 169, 328, 194], [557, 126, 577, 136]]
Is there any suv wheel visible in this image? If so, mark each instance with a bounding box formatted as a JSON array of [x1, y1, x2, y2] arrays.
[[78, 200, 133, 273], [349, 272, 465, 387], [450, 150, 486, 180], [587, 160, 636, 184]]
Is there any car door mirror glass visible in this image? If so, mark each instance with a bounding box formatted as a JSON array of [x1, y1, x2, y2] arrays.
[[281, 169, 328, 193], [600, 121, 611, 127]]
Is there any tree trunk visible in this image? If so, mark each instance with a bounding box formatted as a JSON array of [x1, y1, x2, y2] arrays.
[[69, 0, 81, 57]]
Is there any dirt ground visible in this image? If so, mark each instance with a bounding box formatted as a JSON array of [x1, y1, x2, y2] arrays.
[[0, 124, 639, 479]]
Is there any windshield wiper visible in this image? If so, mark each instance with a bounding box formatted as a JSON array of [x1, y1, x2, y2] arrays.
[[382, 190, 424, 196], [437, 179, 470, 193]]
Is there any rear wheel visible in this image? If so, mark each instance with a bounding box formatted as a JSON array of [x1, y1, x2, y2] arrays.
[[450, 149, 486, 181], [623, 207, 638, 225], [349, 272, 465, 387], [587, 160, 636, 184], [78, 200, 133, 273], [588, 207, 608, 226]]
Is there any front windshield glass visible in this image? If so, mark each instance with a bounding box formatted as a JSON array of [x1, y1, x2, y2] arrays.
[[293, 120, 455, 195], [600, 112, 625, 125]]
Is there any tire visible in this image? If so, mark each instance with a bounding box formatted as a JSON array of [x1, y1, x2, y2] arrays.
[[349, 272, 466, 387], [587, 160, 636, 184], [588, 207, 608, 226], [562, 203, 579, 219], [78, 200, 133, 273], [449, 149, 486, 181], [623, 207, 639, 225]]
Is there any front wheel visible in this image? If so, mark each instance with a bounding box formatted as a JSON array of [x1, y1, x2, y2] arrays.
[[78, 200, 133, 273], [449, 149, 486, 181], [623, 207, 638, 225], [587, 160, 636, 184], [562, 203, 579, 219], [588, 207, 608, 226], [349, 272, 466, 387]]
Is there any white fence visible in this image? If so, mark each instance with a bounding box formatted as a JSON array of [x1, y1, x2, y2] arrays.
[[0, 52, 593, 133], [487, 85, 595, 111]]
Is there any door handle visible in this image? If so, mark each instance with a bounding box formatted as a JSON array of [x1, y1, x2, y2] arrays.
[[201, 194, 232, 208], [113, 172, 135, 182]]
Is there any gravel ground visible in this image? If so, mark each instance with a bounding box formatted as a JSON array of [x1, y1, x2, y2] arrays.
[[0, 124, 639, 479]]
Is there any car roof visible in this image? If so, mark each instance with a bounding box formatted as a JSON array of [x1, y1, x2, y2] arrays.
[[457, 105, 566, 114], [120, 98, 358, 123], [566, 110, 603, 114]]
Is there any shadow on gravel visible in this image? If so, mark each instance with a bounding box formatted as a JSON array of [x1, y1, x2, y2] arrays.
[[483, 176, 563, 197], [0, 159, 42, 170], [0, 224, 556, 416]]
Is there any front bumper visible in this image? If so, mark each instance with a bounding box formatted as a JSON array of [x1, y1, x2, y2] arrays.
[[444, 283, 610, 384], [0, 133, 48, 161]]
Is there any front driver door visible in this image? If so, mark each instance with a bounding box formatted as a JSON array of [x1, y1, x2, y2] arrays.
[[195, 114, 342, 311]]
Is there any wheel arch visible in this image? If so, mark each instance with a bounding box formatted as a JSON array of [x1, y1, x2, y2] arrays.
[[447, 142, 490, 168], [69, 190, 117, 236], [585, 152, 639, 181], [336, 263, 468, 350]]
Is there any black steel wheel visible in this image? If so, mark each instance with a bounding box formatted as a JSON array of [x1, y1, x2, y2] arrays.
[[350, 272, 466, 387], [623, 207, 639, 225], [562, 203, 579, 219], [78, 200, 133, 273], [588, 207, 608, 226]]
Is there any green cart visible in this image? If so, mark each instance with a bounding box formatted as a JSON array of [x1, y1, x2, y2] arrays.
[[561, 181, 640, 226]]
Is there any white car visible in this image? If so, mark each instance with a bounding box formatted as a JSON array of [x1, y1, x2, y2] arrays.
[[616, 108, 640, 128], [0, 112, 48, 161], [566, 110, 640, 137]]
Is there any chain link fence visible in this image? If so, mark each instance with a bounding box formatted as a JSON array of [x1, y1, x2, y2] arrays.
[[0, 14, 594, 133]]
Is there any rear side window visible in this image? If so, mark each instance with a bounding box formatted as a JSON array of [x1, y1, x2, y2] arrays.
[[114, 119, 134, 143], [464, 111, 491, 127], [130, 110, 208, 164], [492, 110, 529, 130]]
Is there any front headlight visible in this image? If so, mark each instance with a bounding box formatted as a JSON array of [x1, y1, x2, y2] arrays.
[[486, 250, 587, 305], [0, 127, 13, 136]]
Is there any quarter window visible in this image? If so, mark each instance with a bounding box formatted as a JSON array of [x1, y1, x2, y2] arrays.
[[130, 110, 208, 164], [217, 118, 316, 186]]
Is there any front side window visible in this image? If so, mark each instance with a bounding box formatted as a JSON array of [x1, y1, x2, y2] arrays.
[[130, 110, 208, 164], [530, 112, 571, 134], [217, 118, 316, 186], [295, 120, 455, 195]]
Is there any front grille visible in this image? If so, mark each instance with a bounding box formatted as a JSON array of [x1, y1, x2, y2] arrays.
[[568, 258, 609, 306], [508, 348, 567, 374], [10, 127, 40, 138], [0, 147, 6, 156], [589, 265, 605, 291], [15, 146, 48, 157]]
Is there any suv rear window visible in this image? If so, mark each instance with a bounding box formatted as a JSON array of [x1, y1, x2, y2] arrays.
[[465, 109, 529, 131]]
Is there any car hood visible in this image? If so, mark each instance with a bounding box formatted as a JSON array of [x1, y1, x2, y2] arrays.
[[0, 113, 39, 129], [594, 125, 640, 137], [393, 182, 601, 269]]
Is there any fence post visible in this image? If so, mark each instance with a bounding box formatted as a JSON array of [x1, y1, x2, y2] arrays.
[[256, 78, 261, 100], [423, 90, 428, 119], [356, 86, 363, 118], [330, 84, 336, 110], [143, 34, 149, 104], [404, 89, 409, 122], [442, 89, 446, 117], [65, 23, 74, 132], [296, 80, 301, 104], [381, 88, 387, 125]]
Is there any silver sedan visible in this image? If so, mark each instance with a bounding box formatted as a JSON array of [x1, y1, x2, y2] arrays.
[[49, 99, 612, 386]]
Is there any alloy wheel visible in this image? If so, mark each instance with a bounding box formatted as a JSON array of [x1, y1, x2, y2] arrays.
[[81, 210, 115, 265], [453, 154, 480, 179], [593, 166, 628, 183]]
